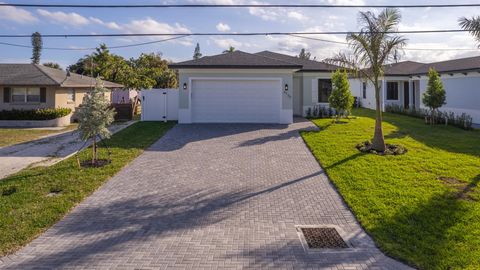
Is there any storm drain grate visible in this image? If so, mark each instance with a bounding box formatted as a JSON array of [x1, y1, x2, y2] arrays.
[[300, 227, 349, 249]]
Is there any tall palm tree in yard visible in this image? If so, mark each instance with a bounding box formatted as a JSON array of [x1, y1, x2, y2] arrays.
[[459, 16, 480, 46], [326, 8, 406, 152]]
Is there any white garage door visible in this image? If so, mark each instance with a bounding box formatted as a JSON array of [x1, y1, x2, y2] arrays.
[[191, 78, 282, 123]]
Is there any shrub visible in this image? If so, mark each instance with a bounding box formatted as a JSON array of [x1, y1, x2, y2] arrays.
[[0, 108, 72, 120], [385, 104, 473, 130], [329, 70, 354, 121]]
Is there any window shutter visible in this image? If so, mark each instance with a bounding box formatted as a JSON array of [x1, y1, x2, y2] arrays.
[[311, 79, 318, 103], [3, 87, 10, 103], [40, 87, 47, 103]]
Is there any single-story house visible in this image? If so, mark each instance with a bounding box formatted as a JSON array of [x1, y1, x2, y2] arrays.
[[0, 64, 123, 112], [169, 50, 340, 124], [356, 56, 480, 124]]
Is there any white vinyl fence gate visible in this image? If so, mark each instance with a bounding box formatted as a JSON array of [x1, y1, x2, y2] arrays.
[[141, 89, 179, 121]]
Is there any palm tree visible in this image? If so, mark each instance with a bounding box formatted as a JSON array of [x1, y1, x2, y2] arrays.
[[459, 16, 480, 46], [326, 8, 406, 152], [223, 46, 236, 53]]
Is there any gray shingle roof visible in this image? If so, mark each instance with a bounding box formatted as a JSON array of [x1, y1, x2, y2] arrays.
[[413, 56, 480, 74], [169, 51, 303, 69], [383, 56, 480, 76], [383, 61, 426, 76], [255, 51, 341, 71], [0, 64, 123, 88]]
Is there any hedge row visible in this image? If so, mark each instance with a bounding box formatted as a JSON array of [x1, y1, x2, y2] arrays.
[[0, 108, 72, 120]]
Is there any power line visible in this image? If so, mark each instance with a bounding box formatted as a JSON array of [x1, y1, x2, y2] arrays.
[[0, 29, 472, 39], [0, 35, 190, 51], [2, 3, 480, 8], [289, 34, 480, 51], [0, 33, 476, 52]]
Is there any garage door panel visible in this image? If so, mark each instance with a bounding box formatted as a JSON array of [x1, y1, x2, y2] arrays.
[[191, 79, 281, 123]]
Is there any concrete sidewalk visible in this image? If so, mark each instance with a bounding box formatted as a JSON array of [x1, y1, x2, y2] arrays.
[[0, 121, 135, 180]]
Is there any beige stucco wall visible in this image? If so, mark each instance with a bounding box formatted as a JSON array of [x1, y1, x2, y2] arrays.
[[1, 86, 111, 111], [55, 87, 111, 110]]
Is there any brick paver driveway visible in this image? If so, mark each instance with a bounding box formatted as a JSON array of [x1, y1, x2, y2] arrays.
[[1, 120, 412, 270]]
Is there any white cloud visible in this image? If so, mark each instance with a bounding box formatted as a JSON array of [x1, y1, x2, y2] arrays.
[[119, 18, 193, 46], [287, 11, 308, 22], [89, 17, 121, 30], [0, 2, 37, 24], [37, 9, 90, 26], [216, 22, 231, 32], [324, 0, 365, 4], [121, 18, 191, 35], [212, 38, 243, 49]]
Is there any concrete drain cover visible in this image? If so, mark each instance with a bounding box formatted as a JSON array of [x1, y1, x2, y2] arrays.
[[300, 227, 348, 249]]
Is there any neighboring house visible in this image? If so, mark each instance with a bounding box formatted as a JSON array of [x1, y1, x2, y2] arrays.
[[0, 64, 123, 112], [356, 56, 480, 124], [112, 89, 139, 104], [169, 50, 340, 124]]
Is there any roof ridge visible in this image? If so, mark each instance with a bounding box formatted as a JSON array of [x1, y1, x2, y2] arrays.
[[256, 50, 341, 70], [425, 55, 480, 65], [33, 64, 62, 85], [249, 51, 301, 66]]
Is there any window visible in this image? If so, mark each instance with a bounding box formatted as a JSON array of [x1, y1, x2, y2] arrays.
[[27, 88, 40, 102], [66, 88, 75, 102], [362, 82, 367, 99], [12, 88, 27, 103], [11, 87, 41, 103], [386, 82, 399, 100], [318, 79, 332, 103]]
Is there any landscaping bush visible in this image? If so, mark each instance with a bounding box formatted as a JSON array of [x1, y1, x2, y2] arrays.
[[306, 105, 337, 119], [0, 108, 72, 121], [385, 104, 473, 130]]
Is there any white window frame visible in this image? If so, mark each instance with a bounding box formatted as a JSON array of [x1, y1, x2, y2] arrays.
[[386, 81, 399, 101], [11, 87, 40, 103]]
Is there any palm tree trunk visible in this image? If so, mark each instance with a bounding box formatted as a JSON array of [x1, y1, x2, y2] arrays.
[[372, 81, 386, 152]]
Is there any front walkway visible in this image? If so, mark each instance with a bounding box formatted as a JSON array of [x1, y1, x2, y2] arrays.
[[0, 121, 134, 180], [0, 120, 411, 269]]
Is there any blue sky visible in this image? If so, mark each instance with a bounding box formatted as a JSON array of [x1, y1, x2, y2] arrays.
[[1, 0, 480, 69]]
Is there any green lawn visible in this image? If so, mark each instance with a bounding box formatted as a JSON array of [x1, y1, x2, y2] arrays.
[[301, 108, 480, 270], [0, 124, 78, 148], [0, 121, 175, 256]]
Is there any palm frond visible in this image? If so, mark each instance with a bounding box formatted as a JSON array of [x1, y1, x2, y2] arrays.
[[459, 16, 480, 47]]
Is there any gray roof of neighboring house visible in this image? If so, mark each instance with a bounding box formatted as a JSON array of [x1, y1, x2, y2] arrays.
[[168, 50, 303, 69], [383, 61, 426, 76], [383, 55, 480, 76], [413, 55, 480, 74], [0, 64, 123, 88], [255, 50, 341, 72]]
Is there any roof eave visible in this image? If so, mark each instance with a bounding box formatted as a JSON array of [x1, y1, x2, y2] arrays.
[[168, 65, 302, 69]]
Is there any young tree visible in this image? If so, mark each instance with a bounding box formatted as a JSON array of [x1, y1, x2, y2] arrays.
[[298, 48, 311, 60], [31, 32, 42, 64], [329, 70, 354, 122], [223, 46, 236, 53], [77, 78, 116, 165], [422, 68, 446, 124], [326, 9, 406, 152], [193, 43, 202, 59], [42, 62, 61, 70]]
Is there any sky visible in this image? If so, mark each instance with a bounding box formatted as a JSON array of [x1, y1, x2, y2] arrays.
[[1, 0, 480, 69]]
